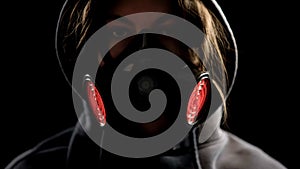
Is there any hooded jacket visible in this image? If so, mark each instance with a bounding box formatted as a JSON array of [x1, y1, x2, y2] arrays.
[[5, 0, 288, 168], [5, 108, 287, 169]]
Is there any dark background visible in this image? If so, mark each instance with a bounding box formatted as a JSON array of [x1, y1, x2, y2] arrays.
[[1, 0, 297, 168]]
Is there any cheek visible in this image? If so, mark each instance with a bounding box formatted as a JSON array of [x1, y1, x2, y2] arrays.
[[109, 41, 126, 58], [160, 38, 181, 54], [159, 38, 189, 59], [108, 38, 133, 59]]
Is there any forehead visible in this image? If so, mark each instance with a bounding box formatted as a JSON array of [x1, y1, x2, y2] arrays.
[[108, 0, 175, 15], [106, 0, 177, 28]]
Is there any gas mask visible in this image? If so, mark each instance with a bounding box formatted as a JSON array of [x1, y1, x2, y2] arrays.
[[82, 33, 211, 137]]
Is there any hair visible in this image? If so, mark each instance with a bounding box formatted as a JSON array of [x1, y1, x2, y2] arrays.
[[58, 0, 232, 124]]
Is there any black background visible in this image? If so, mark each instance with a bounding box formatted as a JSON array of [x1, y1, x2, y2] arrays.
[[1, 0, 297, 168]]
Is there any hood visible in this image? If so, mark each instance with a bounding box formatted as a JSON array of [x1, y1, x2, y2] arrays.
[[55, 0, 238, 162]]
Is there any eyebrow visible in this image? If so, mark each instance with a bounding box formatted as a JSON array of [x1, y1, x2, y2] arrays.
[[106, 14, 174, 26], [153, 14, 175, 25], [105, 14, 134, 26]]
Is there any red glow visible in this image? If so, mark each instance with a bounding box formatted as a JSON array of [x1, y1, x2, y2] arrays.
[[186, 78, 209, 125], [86, 81, 106, 126]]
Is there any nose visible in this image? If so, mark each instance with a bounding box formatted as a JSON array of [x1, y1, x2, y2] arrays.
[[137, 29, 159, 49], [141, 33, 148, 49], [140, 29, 150, 49]]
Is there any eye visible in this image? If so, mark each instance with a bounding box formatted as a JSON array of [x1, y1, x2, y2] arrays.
[[112, 27, 129, 38], [160, 29, 169, 36], [154, 27, 170, 36], [154, 18, 176, 36]]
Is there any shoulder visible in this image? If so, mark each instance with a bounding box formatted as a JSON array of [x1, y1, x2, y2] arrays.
[[218, 131, 287, 169], [5, 127, 74, 169]]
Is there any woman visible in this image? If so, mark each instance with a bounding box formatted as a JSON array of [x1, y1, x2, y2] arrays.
[[5, 0, 287, 168]]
